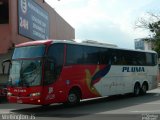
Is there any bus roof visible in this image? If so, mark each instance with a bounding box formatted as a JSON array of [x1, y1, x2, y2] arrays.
[[15, 40, 53, 47], [15, 39, 157, 54], [52, 40, 157, 54]]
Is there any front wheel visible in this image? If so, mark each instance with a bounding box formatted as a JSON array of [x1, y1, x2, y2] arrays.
[[66, 91, 80, 105]]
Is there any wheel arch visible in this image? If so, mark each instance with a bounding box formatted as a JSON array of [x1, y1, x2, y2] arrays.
[[142, 81, 149, 91], [133, 81, 141, 91], [69, 86, 82, 99], [134, 81, 141, 87]]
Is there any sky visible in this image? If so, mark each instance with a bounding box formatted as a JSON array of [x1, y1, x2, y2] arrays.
[[45, 0, 160, 49]]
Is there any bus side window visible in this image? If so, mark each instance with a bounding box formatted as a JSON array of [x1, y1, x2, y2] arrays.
[[83, 46, 99, 65], [66, 45, 83, 65], [110, 49, 118, 65], [44, 59, 56, 84], [153, 54, 158, 65], [44, 44, 64, 85], [99, 48, 110, 65]]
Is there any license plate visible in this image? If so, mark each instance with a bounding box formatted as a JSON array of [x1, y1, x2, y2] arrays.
[[17, 99, 23, 103]]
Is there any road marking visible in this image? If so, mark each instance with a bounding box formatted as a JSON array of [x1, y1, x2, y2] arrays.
[[145, 102, 160, 105], [0, 109, 14, 114], [131, 110, 160, 113]]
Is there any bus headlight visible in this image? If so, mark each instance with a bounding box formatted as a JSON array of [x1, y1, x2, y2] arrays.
[[7, 92, 13, 96], [30, 92, 41, 97]]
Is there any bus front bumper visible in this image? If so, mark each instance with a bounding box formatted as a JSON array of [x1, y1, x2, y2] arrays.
[[7, 96, 42, 105]]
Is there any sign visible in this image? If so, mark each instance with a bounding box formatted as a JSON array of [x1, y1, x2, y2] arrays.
[[18, 0, 49, 40]]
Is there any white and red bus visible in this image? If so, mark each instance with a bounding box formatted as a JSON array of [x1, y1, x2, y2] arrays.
[[7, 40, 158, 105]]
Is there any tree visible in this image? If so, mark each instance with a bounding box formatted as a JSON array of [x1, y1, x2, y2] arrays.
[[135, 13, 160, 56]]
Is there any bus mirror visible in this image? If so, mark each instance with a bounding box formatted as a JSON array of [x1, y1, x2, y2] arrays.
[[2, 59, 11, 75]]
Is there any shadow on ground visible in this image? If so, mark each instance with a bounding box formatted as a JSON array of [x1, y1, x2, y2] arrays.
[[10, 92, 160, 118]]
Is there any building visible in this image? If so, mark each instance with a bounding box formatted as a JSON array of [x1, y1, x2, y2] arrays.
[[0, 0, 75, 83], [134, 38, 153, 50]]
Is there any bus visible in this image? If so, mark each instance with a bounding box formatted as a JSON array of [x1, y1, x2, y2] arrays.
[[6, 40, 158, 105]]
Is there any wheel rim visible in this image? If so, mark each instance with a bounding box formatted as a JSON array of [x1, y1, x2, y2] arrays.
[[68, 93, 77, 103], [142, 84, 147, 93], [134, 84, 140, 95]]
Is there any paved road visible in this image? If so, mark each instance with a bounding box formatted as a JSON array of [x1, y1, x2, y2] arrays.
[[1, 88, 160, 120]]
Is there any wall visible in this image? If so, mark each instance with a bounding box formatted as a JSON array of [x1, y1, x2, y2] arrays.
[[0, 0, 75, 54], [0, 25, 11, 54]]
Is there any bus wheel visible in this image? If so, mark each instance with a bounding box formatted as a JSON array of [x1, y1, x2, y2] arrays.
[[67, 90, 80, 105], [141, 83, 148, 95], [133, 83, 140, 96]]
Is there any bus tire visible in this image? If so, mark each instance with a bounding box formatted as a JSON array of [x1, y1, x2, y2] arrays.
[[140, 82, 148, 95], [67, 90, 80, 105], [133, 83, 140, 96]]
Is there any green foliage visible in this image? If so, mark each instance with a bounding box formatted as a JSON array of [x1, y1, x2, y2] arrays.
[[150, 21, 160, 56], [136, 13, 160, 56], [153, 37, 160, 56]]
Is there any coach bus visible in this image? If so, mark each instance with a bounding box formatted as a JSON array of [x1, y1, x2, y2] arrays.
[[6, 40, 158, 105]]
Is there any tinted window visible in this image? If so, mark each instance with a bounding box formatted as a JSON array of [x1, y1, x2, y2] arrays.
[[44, 44, 64, 85], [152, 54, 157, 65], [110, 49, 127, 65], [146, 53, 152, 65], [146, 53, 157, 66], [136, 52, 146, 65], [66, 45, 100, 65], [99, 48, 110, 64], [83, 46, 99, 64], [66, 44, 84, 65], [48, 44, 64, 66], [109, 49, 156, 66], [65, 44, 157, 66]]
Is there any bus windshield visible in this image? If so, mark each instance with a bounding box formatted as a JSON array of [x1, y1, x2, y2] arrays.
[[9, 45, 45, 87], [9, 60, 42, 87], [13, 45, 45, 59]]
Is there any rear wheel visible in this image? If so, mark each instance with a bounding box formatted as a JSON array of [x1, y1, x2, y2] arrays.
[[141, 83, 148, 95], [133, 83, 140, 96]]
